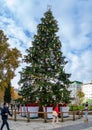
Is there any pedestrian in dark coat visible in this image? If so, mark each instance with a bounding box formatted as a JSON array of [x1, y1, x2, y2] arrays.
[[0, 103, 12, 130]]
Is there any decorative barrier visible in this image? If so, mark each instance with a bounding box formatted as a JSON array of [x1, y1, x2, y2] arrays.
[[43, 106, 69, 118], [21, 106, 27, 117], [43, 107, 53, 118], [20, 106, 39, 118], [60, 107, 69, 117], [27, 106, 39, 118]]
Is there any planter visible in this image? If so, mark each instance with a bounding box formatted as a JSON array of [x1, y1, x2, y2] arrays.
[[27, 106, 39, 118], [21, 105, 27, 117], [20, 104, 39, 118], [60, 106, 69, 117], [43, 107, 53, 119]]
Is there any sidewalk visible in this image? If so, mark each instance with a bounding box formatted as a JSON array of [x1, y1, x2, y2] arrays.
[[0, 115, 92, 130]]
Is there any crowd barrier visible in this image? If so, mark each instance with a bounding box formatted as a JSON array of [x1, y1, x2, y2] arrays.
[[9, 109, 83, 123], [21, 106, 70, 119]]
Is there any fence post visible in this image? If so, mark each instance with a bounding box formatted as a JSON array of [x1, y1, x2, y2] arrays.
[[27, 112, 30, 122], [11, 108, 13, 115], [44, 111, 47, 123], [73, 111, 75, 121], [14, 109, 17, 121], [78, 110, 80, 119], [43, 107, 47, 123], [81, 110, 83, 117], [61, 112, 64, 122]]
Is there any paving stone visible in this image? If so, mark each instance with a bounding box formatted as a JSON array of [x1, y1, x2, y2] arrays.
[[0, 115, 92, 130]]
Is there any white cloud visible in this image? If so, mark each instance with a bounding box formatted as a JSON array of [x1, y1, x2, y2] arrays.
[[65, 49, 92, 83], [4, 0, 16, 7]]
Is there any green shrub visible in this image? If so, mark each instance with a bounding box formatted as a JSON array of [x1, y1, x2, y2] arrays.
[[69, 105, 84, 111], [89, 106, 92, 110]]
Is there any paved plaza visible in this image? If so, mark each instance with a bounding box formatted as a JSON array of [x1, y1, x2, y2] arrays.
[[0, 115, 92, 130]]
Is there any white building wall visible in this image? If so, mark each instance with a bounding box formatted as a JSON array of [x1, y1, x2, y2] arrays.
[[81, 83, 92, 101], [68, 81, 82, 104]]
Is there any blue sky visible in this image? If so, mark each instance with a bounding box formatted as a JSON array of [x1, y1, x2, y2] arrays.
[[0, 0, 92, 88]]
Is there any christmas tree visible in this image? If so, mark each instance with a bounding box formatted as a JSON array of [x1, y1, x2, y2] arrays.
[[19, 8, 71, 106]]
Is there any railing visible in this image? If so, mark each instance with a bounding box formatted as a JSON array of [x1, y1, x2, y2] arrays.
[[8, 109, 83, 123]]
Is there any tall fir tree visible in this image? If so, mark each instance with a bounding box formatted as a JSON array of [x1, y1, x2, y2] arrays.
[[4, 82, 11, 103], [19, 9, 71, 106]]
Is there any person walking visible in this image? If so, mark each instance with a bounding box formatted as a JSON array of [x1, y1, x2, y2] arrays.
[[0, 103, 12, 130], [52, 104, 59, 123], [84, 102, 89, 121], [17, 104, 20, 112]]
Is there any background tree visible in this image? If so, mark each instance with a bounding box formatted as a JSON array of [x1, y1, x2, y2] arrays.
[[19, 9, 71, 106], [0, 30, 21, 90], [0, 90, 4, 103], [11, 86, 21, 101], [77, 89, 85, 104], [4, 82, 11, 103], [11, 87, 15, 100]]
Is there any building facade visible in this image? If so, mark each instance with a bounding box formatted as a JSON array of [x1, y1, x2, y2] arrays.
[[81, 82, 92, 102], [68, 81, 83, 104]]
